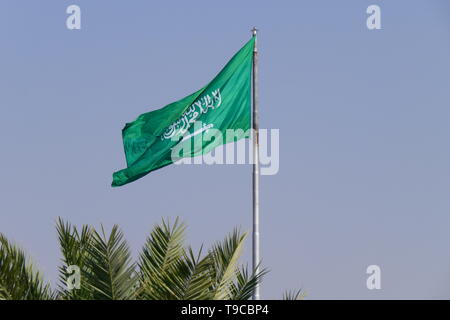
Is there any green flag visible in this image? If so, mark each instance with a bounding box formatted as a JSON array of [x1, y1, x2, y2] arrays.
[[112, 37, 255, 187]]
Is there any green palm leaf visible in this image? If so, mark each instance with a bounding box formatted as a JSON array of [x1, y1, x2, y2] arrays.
[[138, 218, 187, 299], [0, 234, 52, 300], [283, 288, 305, 300], [178, 246, 214, 300], [83, 225, 137, 300], [229, 265, 267, 300], [0, 284, 12, 300], [209, 229, 247, 300], [56, 217, 94, 299]]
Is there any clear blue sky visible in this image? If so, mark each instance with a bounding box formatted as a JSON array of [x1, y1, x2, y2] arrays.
[[1, 0, 450, 299]]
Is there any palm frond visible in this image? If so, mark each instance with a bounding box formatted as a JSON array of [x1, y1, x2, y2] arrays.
[[56, 217, 93, 299], [0, 283, 12, 300], [229, 264, 268, 300], [179, 246, 214, 300], [0, 233, 52, 300], [138, 217, 187, 299], [209, 229, 247, 300], [283, 288, 305, 300], [83, 225, 136, 300]]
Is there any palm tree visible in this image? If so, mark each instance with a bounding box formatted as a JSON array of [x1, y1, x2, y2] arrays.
[[0, 218, 268, 300], [283, 288, 306, 300], [0, 234, 53, 300]]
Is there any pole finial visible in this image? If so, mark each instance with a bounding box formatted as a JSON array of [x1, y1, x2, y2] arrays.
[[251, 27, 258, 36]]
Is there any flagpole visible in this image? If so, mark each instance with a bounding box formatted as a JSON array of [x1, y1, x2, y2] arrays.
[[251, 27, 260, 300]]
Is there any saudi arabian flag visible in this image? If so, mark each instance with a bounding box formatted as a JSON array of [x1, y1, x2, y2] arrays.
[[112, 37, 255, 187]]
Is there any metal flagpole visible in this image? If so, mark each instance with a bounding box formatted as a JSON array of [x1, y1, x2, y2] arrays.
[[251, 27, 260, 300]]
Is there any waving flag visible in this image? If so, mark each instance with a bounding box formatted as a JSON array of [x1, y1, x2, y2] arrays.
[[112, 37, 254, 187]]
